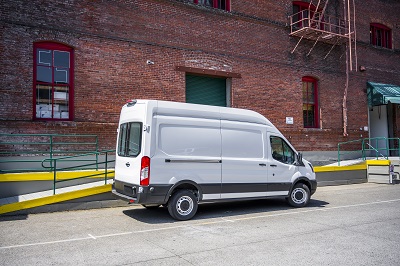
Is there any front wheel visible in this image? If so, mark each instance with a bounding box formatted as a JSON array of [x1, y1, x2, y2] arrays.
[[287, 183, 310, 208], [167, 190, 198, 221]]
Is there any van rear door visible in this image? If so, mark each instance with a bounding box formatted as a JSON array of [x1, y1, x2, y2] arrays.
[[115, 102, 148, 186]]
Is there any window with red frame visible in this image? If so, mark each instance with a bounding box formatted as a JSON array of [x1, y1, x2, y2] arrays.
[[191, 0, 230, 11], [370, 23, 392, 49], [292, 1, 322, 29], [33, 42, 73, 120], [302, 76, 319, 128]]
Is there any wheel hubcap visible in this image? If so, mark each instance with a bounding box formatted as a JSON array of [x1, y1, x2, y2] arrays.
[[291, 188, 307, 204], [176, 196, 193, 216]]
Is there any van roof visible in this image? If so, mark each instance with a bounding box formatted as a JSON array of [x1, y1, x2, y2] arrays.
[[126, 99, 277, 129]]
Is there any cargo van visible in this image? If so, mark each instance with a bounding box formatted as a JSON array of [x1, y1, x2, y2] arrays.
[[112, 100, 317, 220]]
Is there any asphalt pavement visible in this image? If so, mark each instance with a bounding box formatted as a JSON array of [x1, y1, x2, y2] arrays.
[[0, 183, 399, 265]]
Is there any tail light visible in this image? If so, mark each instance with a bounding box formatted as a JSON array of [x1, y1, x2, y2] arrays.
[[140, 156, 150, 186]]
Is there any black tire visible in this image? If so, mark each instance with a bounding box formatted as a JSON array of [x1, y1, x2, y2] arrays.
[[287, 183, 310, 208], [142, 204, 160, 209], [167, 190, 198, 221]]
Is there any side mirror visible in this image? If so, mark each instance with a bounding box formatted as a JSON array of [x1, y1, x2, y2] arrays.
[[294, 152, 305, 166]]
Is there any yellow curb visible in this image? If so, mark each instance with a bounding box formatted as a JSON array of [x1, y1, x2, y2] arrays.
[[314, 162, 367, 173], [0, 184, 112, 215], [366, 160, 391, 166], [0, 170, 115, 182]]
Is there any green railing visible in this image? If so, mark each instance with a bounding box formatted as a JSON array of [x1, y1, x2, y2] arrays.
[[41, 150, 115, 195], [0, 134, 99, 173], [338, 137, 400, 166]]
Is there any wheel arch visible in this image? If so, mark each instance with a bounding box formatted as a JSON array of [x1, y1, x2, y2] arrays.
[[164, 180, 202, 203], [290, 176, 312, 193]]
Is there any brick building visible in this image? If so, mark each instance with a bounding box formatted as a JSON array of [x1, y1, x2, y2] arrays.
[[1, 0, 400, 162]]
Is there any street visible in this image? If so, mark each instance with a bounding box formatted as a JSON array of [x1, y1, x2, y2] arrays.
[[1, 183, 400, 265]]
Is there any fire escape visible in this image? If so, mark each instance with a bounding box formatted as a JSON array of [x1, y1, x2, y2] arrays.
[[288, 0, 357, 136]]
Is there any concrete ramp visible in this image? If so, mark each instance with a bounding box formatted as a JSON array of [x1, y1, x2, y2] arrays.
[[0, 171, 118, 215]]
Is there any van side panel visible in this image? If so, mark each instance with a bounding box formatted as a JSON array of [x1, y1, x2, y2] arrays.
[[150, 114, 222, 200], [220, 120, 268, 199]]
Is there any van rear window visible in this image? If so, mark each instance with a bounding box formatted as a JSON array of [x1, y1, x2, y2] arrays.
[[118, 122, 142, 157]]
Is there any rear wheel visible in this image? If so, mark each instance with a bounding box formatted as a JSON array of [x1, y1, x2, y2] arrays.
[[287, 183, 310, 207], [168, 190, 198, 220]]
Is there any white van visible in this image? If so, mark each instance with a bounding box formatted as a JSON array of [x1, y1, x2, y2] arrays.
[[112, 100, 317, 220]]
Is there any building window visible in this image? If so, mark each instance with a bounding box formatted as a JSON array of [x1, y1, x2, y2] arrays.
[[370, 23, 392, 49], [292, 1, 322, 29], [302, 76, 318, 128], [33, 42, 73, 120], [191, 0, 231, 11]]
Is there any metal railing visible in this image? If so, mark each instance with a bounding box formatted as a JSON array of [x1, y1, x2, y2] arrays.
[[338, 137, 400, 165], [41, 150, 115, 195], [289, 9, 348, 36], [0, 134, 99, 173]]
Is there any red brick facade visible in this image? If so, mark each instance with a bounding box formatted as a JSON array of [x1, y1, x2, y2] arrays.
[[1, 0, 400, 153]]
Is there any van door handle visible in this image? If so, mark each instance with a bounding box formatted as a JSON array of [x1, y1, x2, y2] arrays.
[[270, 164, 277, 167], [259, 163, 267, 166]]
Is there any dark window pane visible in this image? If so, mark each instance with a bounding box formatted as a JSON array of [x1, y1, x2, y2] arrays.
[[118, 122, 142, 157], [37, 49, 52, 66], [37, 66, 52, 83], [271, 136, 295, 164], [54, 51, 70, 68], [54, 68, 69, 84]]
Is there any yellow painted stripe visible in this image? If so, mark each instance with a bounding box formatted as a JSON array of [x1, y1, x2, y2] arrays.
[[0, 184, 112, 215], [366, 160, 391, 166], [314, 162, 367, 173], [0, 170, 115, 182]]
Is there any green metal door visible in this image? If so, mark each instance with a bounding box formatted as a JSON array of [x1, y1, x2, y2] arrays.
[[186, 74, 227, 107]]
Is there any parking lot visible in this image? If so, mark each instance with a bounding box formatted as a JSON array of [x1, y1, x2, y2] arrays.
[[1, 183, 400, 265]]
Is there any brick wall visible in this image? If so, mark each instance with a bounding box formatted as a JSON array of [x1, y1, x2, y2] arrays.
[[1, 0, 400, 154]]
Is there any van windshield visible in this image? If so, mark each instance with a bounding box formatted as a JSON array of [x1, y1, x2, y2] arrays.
[[118, 122, 142, 157]]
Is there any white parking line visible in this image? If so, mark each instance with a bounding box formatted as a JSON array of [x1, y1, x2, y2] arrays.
[[1, 198, 399, 250]]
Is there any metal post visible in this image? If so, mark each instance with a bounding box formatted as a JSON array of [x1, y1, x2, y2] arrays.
[[53, 160, 57, 195], [397, 138, 400, 159], [338, 143, 341, 166], [50, 135, 53, 169], [362, 138, 365, 160], [105, 151, 108, 185], [386, 137, 389, 159], [95, 136, 99, 171]]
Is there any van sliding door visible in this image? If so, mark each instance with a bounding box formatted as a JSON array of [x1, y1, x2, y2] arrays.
[[220, 121, 268, 199]]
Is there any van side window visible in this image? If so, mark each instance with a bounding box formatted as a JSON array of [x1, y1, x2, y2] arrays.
[[270, 136, 295, 164], [118, 122, 142, 157]]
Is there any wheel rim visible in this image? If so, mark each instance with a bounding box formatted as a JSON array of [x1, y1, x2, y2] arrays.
[[291, 188, 307, 204], [176, 195, 194, 216]]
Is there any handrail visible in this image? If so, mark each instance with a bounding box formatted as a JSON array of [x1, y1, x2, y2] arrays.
[[41, 150, 115, 195], [338, 137, 400, 166], [0, 133, 99, 173], [365, 143, 386, 160]]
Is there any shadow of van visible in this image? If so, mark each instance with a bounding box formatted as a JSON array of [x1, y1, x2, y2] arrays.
[[122, 198, 329, 224]]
